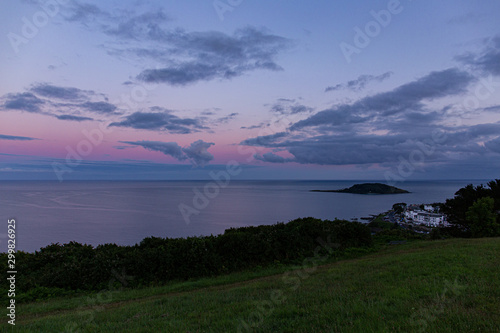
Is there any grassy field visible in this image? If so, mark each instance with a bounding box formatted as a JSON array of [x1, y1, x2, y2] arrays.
[[6, 238, 500, 332]]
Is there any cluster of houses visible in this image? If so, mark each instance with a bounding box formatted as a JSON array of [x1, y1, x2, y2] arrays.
[[403, 204, 450, 227]]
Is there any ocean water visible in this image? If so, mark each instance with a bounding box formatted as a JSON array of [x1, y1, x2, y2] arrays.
[[0, 180, 487, 252]]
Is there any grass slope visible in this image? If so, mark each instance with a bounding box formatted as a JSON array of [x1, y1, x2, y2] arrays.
[[8, 238, 500, 332]]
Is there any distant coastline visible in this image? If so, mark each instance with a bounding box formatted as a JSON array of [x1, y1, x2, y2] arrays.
[[311, 182, 410, 195]]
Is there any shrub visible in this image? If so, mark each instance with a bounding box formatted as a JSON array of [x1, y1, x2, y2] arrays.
[[1, 218, 374, 301]]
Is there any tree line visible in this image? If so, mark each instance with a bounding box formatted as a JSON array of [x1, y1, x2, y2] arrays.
[[442, 179, 500, 237], [0, 218, 372, 302]]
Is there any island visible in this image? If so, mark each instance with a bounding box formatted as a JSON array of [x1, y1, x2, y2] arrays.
[[310, 183, 410, 194]]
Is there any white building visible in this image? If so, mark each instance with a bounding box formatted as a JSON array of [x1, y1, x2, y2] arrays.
[[404, 210, 419, 220], [424, 205, 434, 212], [404, 206, 449, 227], [416, 212, 446, 227]]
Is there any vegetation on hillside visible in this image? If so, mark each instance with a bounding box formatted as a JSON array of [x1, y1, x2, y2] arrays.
[[0, 218, 372, 303], [442, 179, 500, 237], [12, 238, 500, 332]]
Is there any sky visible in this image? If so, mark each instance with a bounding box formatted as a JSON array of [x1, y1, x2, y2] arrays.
[[1, 0, 500, 181]]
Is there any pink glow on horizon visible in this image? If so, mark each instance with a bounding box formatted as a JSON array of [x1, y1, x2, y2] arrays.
[[0, 111, 384, 170]]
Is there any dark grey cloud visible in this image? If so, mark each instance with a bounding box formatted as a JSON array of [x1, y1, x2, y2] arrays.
[[241, 120, 500, 166], [80, 101, 118, 114], [483, 105, 500, 112], [109, 109, 206, 134], [292, 68, 473, 130], [271, 104, 285, 113], [287, 135, 432, 165], [182, 140, 215, 167], [121, 141, 186, 161], [289, 105, 312, 114], [254, 152, 293, 164], [113, 145, 137, 150], [241, 124, 263, 130], [137, 64, 223, 85], [30, 83, 87, 100], [65, 2, 104, 22], [1, 83, 118, 121], [201, 111, 216, 116], [0, 134, 38, 141], [240, 132, 288, 147], [3, 92, 45, 113], [268, 98, 314, 116], [325, 72, 393, 92], [55, 115, 94, 122], [216, 112, 238, 123], [61, 3, 291, 86], [292, 108, 369, 131], [103, 10, 171, 39], [243, 131, 447, 166], [453, 122, 500, 139], [134, 27, 291, 85], [240, 67, 499, 168], [274, 104, 313, 115], [121, 139, 215, 167], [457, 35, 500, 76], [485, 137, 500, 153]]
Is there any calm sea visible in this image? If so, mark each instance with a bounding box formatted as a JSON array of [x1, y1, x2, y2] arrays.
[[0, 180, 487, 252]]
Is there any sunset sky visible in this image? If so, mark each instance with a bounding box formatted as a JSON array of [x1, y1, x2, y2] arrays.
[[1, 0, 500, 180]]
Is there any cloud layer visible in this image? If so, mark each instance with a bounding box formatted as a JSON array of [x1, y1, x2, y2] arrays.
[[325, 72, 393, 92], [62, 3, 292, 86], [1, 84, 213, 133], [245, 66, 500, 169], [458, 35, 500, 76], [1, 83, 118, 121], [110, 108, 206, 134], [292, 68, 473, 130], [121, 139, 215, 167], [0, 134, 38, 141]]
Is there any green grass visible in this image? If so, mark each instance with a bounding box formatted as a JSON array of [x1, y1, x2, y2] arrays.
[[5, 238, 500, 332]]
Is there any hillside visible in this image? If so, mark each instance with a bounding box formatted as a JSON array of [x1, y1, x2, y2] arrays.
[[13, 238, 500, 332]]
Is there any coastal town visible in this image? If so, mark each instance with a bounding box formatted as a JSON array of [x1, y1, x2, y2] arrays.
[[360, 202, 450, 234]]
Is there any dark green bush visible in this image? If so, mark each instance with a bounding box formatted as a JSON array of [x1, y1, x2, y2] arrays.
[[1, 218, 373, 302]]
